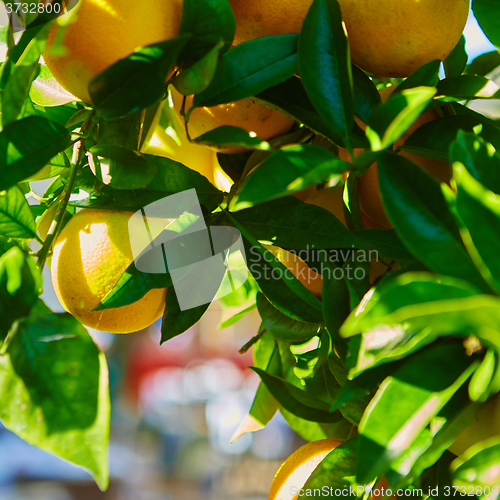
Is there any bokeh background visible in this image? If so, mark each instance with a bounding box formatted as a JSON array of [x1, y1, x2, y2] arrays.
[[0, 8, 498, 500]]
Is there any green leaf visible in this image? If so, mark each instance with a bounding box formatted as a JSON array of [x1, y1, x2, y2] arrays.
[[230, 195, 360, 250], [173, 41, 223, 95], [193, 34, 299, 107], [356, 343, 477, 484], [301, 437, 358, 497], [299, 0, 354, 143], [452, 438, 500, 488], [444, 36, 468, 79], [251, 366, 342, 423], [257, 292, 322, 342], [88, 146, 157, 190], [340, 273, 487, 340], [452, 163, 500, 294], [2, 23, 51, 125], [321, 265, 351, 345], [238, 232, 324, 323], [141, 153, 224, 211], [473, 0, 500, 48], [366, 87, 437, 151], [192, 125, 271, 151], [377, 151, 489, 291], [178, 0, 235, 68], [0, 186, 37, 238], [0, 300, 110, 490], [161, 286, 211, 343], [255, 77, 349, 146], [391, 60, 441, 96], [0, 115, 72, 190], [94, 263, 170, 312], [351, 64, 381, 123], [437, 75, 500, 101], [231, 381, 279, 441], [0, 247, 42, 338], [280, 407, 352, 442], [233, 144, 351, 209], [90, 36, 190, 119], [450, 131, 500, 195], [403, 111, 500, 161], [466, 51, 500, 77]]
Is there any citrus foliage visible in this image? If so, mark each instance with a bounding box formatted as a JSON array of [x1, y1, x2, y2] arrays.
[[1, 0, 500, 495]]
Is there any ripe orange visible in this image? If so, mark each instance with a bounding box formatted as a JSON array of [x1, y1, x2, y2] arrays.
[[228, 0, 313, 45], [338, 0, 469, 77], [172, 89, 294, 153], [269, 439, 397, 500], [269, 439, 343, 500], [51, 209, 170, 333], [44, 0, 183, 103]]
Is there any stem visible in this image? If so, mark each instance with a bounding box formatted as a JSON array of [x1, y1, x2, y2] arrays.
[[37, 124, 89, 270], [239, 327, 266, 354]]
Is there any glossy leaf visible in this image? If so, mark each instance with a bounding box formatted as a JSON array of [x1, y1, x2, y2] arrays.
[[2, 23, 50, 125], [340, 273, 494, 341], [90, 37, 190, 119], [251, 367, 342, 423], [0, 116, 72, 190], [193, 34, 299, 107], [0, 186, 37, 238], [356, 343, 477, 483], [391, 60, 441, 96], [173, 41, 223, 95], [452, 438, 500, 488], [0, 247, 42, 338], [255, 77, 349, 146], [437, 75, 500, 101], [192, 125, 271, 151], [452, 163, 500, 294], [473, 0, 500, 48], [299, 0, 354, 142], [0, 301, 110, 490], [366, 87, 436, 151], [89, 146, 157, 190], [302, 437, 358, 496], [238, 232, 324, 324], [230, 195, 360, 250], [161, 286, 212, 343], [466, 51, 500, 77], [178, 0, 235, 68], [444, 36, 468, 79], [403, 112, 500, 161], [450, 131, 500, 195], [257, 292, 322, 342], [233, 145, 351, 209], [377, 151, 488, 291]]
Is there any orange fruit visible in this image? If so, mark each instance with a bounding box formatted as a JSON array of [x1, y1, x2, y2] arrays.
[[269, 439, 343, 500], [269, 439, 397, 500], [228, 0, 313, 46], [172, 89, 294, 154], [44, 0, 183, 103], [51, 209, 170, 333], [338, 0, 469, 77]]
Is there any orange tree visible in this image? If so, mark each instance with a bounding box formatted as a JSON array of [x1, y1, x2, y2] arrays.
[[1, 0, 500, 495]]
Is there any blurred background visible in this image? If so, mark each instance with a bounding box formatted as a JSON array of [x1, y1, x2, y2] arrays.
[[0, 7, 498, 500]]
